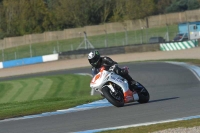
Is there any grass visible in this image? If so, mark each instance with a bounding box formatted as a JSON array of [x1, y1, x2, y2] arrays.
[[0, 74, 102, 119], [1, 58, 199, 132], [0, 24, 178, 62]]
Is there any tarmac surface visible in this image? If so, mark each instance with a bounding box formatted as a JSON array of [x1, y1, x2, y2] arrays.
[[0, 48, 200, 132], [0, 62, 200, 133]]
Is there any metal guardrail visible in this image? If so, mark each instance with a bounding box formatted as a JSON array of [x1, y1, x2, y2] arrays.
[[59, 43, 160, 59], [0, 54, 58, 69]]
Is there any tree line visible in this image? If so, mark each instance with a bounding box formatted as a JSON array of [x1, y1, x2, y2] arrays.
[[0, 0, 200, 39]]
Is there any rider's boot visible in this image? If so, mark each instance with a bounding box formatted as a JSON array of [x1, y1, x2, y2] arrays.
[[129, 80, 138, 91], [129, 80, 143, 92], [129, 81, 141, 101], [118, 69, 141, 92]]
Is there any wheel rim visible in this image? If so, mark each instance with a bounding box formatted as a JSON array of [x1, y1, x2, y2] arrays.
[[109, 90, 123, 102]]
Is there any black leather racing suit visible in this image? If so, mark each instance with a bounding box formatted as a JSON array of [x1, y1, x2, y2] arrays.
[[91, 56, 136, 90]]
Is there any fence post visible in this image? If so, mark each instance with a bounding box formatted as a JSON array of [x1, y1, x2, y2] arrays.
[[134, 30, 137, 44], [1, 42, 4, 61], [104, 30, 108, 47], [29, 39, 32, 57], [166, 24, 169, 41], [56, 35, 60, 52], [2, 49, 4, 61], [124, 27, 128, 45], [141, 27, 144, 44], [15, 52, 17, 59], [71, 45, 73, 51]]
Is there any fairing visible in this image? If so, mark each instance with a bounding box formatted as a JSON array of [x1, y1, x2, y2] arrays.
[[90, 67, 134, 103]]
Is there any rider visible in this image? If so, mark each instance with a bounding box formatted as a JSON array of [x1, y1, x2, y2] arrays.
[[88, 50, 138, 91]]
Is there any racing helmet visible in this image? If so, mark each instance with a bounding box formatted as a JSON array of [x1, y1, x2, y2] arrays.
[[88, 50, 101, 67]]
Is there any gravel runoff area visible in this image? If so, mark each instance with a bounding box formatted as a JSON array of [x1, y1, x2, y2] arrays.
[[152, 126, 200, 133], [0, 47, 200, 78]]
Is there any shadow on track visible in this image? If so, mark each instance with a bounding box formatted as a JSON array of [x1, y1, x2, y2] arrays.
[[124, 97, 179, 107]]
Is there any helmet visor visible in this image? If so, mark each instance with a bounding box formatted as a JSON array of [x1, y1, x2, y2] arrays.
[[89, 55, 100, 66]]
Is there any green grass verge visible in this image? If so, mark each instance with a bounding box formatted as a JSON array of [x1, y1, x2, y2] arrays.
[[0, 74, 102, 120], [0, 25, 178, 61], [1, 58, 199, 130]]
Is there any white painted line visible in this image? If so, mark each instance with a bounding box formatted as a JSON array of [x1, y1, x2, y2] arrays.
[[75, 115, 200, 133], [166, 61, 200, 81], [1, 61, 200, 133], [74, 62, 200, 133]]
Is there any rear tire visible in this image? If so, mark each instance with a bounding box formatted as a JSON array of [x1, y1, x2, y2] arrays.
[[136, 82, 150, 103], [102, 86, 124, 107]]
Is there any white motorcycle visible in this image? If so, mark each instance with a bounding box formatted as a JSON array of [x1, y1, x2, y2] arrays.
[[90, 65, 150, 107]]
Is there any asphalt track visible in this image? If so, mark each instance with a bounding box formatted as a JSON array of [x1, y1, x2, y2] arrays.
[[0, 62, 200, 133]]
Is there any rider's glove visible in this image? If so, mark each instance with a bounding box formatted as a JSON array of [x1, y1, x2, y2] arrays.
[[109, 64, 118, 72], [109, 64, 121, 75]]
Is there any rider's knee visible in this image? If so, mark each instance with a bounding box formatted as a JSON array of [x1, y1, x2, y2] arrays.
[[120, 68, 128, 76]]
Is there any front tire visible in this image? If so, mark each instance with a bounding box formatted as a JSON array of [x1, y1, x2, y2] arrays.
[[136, 82, 150, 103], [102, 86, 124, 107]]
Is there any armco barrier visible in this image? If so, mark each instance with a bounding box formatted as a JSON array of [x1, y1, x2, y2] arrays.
[[0, 54, 58, 69], [59, 46, 125, 59], [3, 56, 43, 68], [0, 62, 3, 69], [160, 40, 198, 51], [43, 54, 59, 62], [59, 44, 160, 59], [124, 44, 160, 53]]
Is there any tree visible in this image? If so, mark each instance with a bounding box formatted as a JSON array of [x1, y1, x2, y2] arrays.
[[188, 0, 200, 10], [125, 0, 156, 19], [16, 0, 49, 34], [0, 2, 5, 39], [1, 0, 200, 38], [83, 0, 105, 25], [100, 0, 112, 23], [155, 0, 172, 14], [51, 0, 85, 29], [109, 0, 127, 22], [3, 0, 19, 36], [165, 0, 200, 13]]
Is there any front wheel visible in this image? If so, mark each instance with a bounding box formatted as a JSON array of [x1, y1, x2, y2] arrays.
[[102, 86, 124, 107], [136, 82, 150, 103]]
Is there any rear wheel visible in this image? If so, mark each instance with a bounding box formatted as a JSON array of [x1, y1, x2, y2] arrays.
[[102, 86, 124, 107], [135, 82, 150, 103]]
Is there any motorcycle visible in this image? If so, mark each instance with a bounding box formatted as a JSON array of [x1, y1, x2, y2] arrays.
[[90, 65, 150, 107]]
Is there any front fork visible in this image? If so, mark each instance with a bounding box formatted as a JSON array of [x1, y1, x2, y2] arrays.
[[108, 83, 116, 93], [106, 82, 139, 103]]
